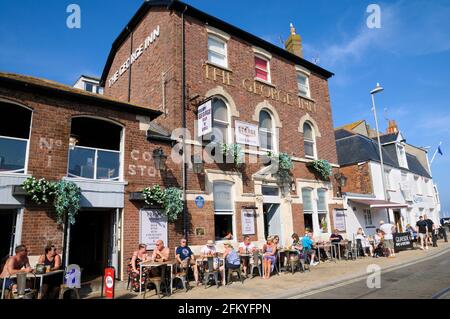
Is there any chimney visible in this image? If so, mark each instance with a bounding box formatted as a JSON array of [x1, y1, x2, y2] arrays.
[[285, 23, 303, 58], [387, 120, 399, 134]]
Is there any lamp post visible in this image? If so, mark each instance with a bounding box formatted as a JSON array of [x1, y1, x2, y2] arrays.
[[371, 83, 390, 223]]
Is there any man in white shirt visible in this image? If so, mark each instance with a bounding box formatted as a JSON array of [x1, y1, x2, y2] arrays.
[[201, 240, 219, 270], [379, 220, 396, 257], [238, 235, 257, 275]]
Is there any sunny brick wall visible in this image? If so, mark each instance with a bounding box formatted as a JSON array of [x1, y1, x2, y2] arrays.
[[340, 163, 373, 195]]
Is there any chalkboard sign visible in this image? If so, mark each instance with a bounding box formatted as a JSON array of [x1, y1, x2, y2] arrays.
[[393, 232, 414, 252]]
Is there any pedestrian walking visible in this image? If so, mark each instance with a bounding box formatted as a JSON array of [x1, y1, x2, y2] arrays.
[[416, 216, 429, 250]]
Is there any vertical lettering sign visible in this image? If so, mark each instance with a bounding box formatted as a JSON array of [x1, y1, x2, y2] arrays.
[[140, 209, 168, 250], [333, 209, 347, 232], [235, 121, 259, 147], [197, 100, 212, 136], [241, 209, 256, 235]]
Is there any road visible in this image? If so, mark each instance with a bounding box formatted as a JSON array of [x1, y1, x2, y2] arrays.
[[294, 249, 450, 299]]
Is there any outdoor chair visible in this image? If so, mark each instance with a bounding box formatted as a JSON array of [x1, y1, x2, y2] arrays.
[[172, 262, 189, 293], [226, 265, 244, 285], [143, 265, 169, 299], [59, 264, 81, 299], [249, 252, 262, 278], [344, 241, 357, 261], [203, 257, 220, 289], [286, 251, 304, 274]]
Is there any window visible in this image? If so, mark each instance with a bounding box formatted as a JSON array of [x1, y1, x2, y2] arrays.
[[259, 110, 274, 151], [297, 72, 310, 98], [262, 186, 279, 196], [317, 189, 329, 233], [255, 56, 270, 82], [208, 35, 227, 68], [397, 145, 408, 168], [303, 122, 316, 158], [0, 101, 32, 174], [384, 169, 392, 190], [68, 117, 122, 181], [302, 188, 313, 212], [413, 175, 420, 194], [85, 82, 94, 93], [363, 209, 373, 226], [214, 182, 234, 241], [209, 98, 230, 144]]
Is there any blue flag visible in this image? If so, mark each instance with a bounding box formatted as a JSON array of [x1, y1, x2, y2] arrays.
[[438, 145, 443, 155]]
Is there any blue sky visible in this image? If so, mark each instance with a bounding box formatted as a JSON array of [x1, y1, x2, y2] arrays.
[[1, 0, 449, 216]]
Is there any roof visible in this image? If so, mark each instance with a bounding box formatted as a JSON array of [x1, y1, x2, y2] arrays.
[[335, 120, 366, 131], [0, 72, 162, 119], [100, 0, 334, 85], [377, 132, 399, 144], [335, 129, 431, 178], [349, 198, 408, 209]]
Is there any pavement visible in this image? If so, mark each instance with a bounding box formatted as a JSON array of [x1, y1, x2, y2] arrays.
[[84, 241, 450, 299]]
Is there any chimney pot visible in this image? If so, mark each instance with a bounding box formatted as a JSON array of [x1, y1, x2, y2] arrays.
[[285, 23, 303, 58]]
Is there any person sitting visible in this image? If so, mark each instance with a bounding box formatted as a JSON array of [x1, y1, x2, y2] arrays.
[[152, 240, 170, 262], [37, 244, 62, 299], [0, 245, 33, 294], [302, 232, 319, 266], [289, 233, 303, 265], [175, 238, 200, 286], [127, 244, 150, 292], [373, 229, 386, 258], [224, 231, 233, 240], [201, 240, 219, 270], [238, 235, 256, 276], [262, 236, 277, 279], [330, 229, 344, 258], [355, 228, 373, 257], [219, 242, 240, 284]]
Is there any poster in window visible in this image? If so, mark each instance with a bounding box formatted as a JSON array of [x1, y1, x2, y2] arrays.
[[235, 120, 259, 147], [139, 209, 168, 250], [241, 209, 255, 235], [333, 209, 346, 232], [197, 99, 212, 137]]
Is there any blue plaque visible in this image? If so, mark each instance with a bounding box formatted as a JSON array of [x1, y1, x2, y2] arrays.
[[195, 196, 205, 209]]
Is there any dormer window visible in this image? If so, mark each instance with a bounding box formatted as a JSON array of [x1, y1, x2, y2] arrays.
[[397, 144, 408, 169]]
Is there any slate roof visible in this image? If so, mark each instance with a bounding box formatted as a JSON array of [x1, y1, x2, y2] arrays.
[[335, 129, 431, 178], [378, 132, 399, 144]]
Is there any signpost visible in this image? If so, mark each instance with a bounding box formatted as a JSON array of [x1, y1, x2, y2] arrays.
[[393, 232, 414, 252]]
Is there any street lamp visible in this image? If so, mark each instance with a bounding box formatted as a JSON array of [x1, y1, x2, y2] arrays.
[[371, 83, 390, 222], [152, 147, 167, 171], [191, 154, 204, 174]]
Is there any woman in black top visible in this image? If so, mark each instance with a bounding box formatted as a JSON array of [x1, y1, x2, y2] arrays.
[[38, 244, 62, 299]]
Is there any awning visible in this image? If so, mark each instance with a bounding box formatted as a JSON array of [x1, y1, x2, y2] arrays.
[[349, 198, 409, 209]]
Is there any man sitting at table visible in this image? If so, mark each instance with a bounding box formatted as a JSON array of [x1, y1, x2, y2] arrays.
[[152, 240, 170, 262], [175, 239, 200, 286], [330, 229, 344, 258], [238, 235, 256, 275], [0, 245, 33, 294], [38, 244, 62, 299], [301, 233, 319, 266]]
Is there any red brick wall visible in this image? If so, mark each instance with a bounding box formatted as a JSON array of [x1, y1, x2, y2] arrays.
[[340, 163, 373, 195]]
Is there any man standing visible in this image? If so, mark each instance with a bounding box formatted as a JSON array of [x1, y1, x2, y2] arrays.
[[0, 245, 33, 293], [175, 238, 200, 286], [416, 216, 429, 250], [423, 214, 435, 247], [379, 220, 396, 257]]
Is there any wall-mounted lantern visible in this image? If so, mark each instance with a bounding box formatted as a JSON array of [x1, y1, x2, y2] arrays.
[[192, 154, 204, 174], [334, 173, 348, 197], [153, 147, 167, 171]]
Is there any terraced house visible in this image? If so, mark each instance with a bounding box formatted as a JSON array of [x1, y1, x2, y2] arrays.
[[0, 0, 344, 281]]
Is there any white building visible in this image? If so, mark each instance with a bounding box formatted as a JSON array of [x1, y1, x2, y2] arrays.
[[335, 121, 441, 238], [73, 75, 104, 94]]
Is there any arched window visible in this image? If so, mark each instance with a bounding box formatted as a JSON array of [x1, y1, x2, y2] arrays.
[[211, 97, 229, 144], [0, 101, 32, 174], [68, 117, 122, 181], [303, 122, 316, 158], [259, 110, 274, 151]]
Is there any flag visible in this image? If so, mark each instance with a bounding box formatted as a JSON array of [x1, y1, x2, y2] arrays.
[[438, 145, 443, 156]]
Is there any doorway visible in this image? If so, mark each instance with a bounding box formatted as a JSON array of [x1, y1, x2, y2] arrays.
[[0, 210, 16, 259], [69, 210, 113, 281], [263, 204, 281, 241], [394, 210, 403, 232]]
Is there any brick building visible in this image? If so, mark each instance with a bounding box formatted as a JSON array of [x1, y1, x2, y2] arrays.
[[0, 0, 344, 281]]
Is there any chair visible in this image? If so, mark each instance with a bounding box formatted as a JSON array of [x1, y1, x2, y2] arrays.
[[143, 265, 169, 299], [172, 262, 189, 293], [226, 265, 244, 285], [59, 264, 81, 299], [203, 257, 220, 289], [249, 252, 262, 278], [286, 251, 302, 274], [343, 241, 357, 261]]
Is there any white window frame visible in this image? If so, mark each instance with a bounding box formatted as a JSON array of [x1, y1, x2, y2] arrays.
[[210, 97, 231, 144], [258, 109, 275, 152], [384, 168, 392, 190], [296, 71, 310, 98], [363, 209, 374, 227], [207, 34, 228, 69], [317, 188, 330, 234], [397, 144, 408, 169], [213, 181, 236, 243], [303, 122, 317, 159], [254, 54, 271, 83]]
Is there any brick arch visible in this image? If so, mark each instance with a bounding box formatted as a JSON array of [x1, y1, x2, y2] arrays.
[[251, 100, 282, 128], [205, 86, 239, 118], [298, 113, 322, 137]]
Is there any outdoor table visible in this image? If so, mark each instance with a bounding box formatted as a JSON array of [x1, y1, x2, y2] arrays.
[[315, 243, 336, 263], [1, 270, 63, 299], [238, 252, 261, 276], [139, 261, 174, 296], [279, 249, 300, 272], [336, 241, 349, 260]]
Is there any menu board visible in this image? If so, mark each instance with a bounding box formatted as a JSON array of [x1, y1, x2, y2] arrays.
[[241, 208, 256, 235], [333, 209, 347, 232], [139, 209, 168, 250]]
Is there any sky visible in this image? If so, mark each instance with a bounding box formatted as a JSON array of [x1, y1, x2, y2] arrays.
[[0, 0, 449, 216]]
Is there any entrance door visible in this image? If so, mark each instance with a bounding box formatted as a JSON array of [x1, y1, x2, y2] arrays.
[[263, 204, 282, 241], [394, 210, 403, 232], [0, 210, 16, 259], [69, 210, 112, 281]]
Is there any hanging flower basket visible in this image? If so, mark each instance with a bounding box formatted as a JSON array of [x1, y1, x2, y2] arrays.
[[307, 159, 332, 181], [142, 185, 183, 222]]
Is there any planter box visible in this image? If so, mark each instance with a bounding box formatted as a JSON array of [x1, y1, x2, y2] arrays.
[[129, 192, 144, 201], [12, 185, 28, 196]]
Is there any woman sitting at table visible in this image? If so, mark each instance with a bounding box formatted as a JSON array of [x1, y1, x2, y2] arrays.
[[355, 228, 374, 257], [262, 237, 277, 279], [219, 243, 240, 283], [127, 244, 150, 292], [37, 244, 62, 299]]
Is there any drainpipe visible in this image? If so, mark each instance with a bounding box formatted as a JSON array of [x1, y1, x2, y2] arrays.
[[127, 26, 133, 103], [181, 6, 188, 241]]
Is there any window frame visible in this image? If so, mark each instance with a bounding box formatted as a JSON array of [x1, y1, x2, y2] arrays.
[[207, 34, 228, 69], [296, 71, 311, 98], [213, 181, 236, 242], [258, 109, 275, 152], [363, 209, 374, 227], [254, 54, 271, 83], [303, 121, 316, 159], [208, 97, 231, 144]]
